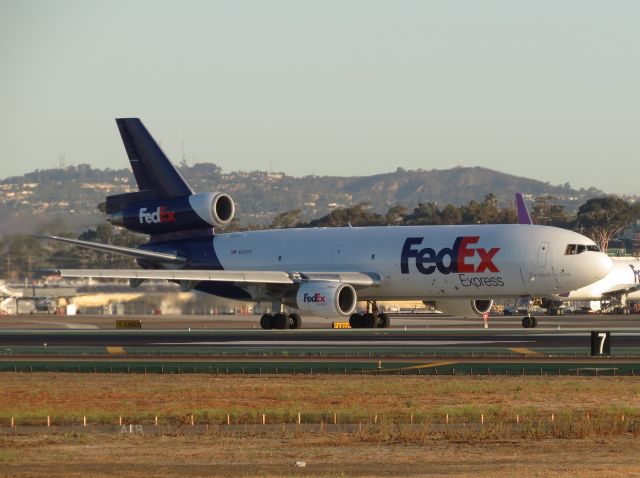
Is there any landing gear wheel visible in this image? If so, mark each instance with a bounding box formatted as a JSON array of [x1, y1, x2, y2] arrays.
[[349, 314, 363, 328], [260, 314, 273, 330], [288, 313, 302, 329], [363, 313, 377, 328], [378, 313, 390, 328], [273, 312, 288, 329], [522, 316, 536, 328]]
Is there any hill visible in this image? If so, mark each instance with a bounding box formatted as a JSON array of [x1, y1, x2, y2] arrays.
[[0, 163, 603, 235]]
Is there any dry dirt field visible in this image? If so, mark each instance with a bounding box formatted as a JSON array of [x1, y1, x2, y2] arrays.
[[1, 373, 640, 477], [2, 434, 640, 477]]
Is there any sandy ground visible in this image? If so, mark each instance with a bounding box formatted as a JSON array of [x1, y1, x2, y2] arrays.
[[1, 434, 640, 477]]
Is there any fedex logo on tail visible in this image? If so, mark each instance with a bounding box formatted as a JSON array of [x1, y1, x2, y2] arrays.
[[401, 236, 500, 275], [139, 206, 176, 224]]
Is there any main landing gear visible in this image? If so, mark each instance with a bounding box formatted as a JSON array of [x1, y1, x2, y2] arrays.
[[349, 301, 391, 329], [260, 313, 302, 330]]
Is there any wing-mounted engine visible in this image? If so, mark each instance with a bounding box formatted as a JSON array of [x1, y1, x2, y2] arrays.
[[285, 282, 357, 318], [426, 299, 493, 317], [107, 191, 235, 235]]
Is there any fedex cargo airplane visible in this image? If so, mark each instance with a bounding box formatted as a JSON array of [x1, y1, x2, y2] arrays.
[[43, 119, 612, 329], [514, 193, 640, 315]]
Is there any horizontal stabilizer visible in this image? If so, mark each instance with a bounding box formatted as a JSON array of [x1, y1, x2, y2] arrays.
[[38, 235, 186, 264]]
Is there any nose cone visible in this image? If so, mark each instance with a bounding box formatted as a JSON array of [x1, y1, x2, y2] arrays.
[[592, 252, 613, 281], [575, 251, 612, 287]]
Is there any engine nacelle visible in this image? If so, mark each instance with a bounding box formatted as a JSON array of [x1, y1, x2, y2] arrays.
[[426, 299, 493, 317], [289, 282, 357, 318], [109, 192, 235, 234]]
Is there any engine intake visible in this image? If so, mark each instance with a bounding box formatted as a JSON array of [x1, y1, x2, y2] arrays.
[[287, 282, 357, 318]]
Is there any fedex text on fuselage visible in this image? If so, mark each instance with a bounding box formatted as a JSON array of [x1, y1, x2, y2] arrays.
[[400, 236, 500, 275]]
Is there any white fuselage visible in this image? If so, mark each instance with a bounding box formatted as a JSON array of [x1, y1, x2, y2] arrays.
[[212, 224, 611, 301]]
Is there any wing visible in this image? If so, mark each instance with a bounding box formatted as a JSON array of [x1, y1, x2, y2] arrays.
[[42, 235, 381, 291], [54, 268, 381, 288], [601, 283, 640, 297]]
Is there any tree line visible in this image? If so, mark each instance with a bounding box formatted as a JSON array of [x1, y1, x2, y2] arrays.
[[270, 194, 639, 252]]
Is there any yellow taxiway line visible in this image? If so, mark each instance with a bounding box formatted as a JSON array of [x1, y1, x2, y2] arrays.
[[509, 347, 536, 355], [370, 360, 459, 373]]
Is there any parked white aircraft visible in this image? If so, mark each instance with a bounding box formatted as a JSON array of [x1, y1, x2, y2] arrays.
[[43, 119, 613, 329], [542, 258, 640, 314]]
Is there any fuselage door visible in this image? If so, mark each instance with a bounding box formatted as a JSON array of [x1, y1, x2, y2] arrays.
[[537, 242, 550, 268]]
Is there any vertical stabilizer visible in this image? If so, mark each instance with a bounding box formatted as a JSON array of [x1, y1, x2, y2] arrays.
[[515, 193, 533, 225], [115, 118, 193, 198]]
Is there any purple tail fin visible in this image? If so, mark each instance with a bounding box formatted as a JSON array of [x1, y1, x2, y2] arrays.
[[515, 193, 533, 225]]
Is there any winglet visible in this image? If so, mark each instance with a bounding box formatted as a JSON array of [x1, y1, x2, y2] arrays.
[[515, 193, 533, 225]]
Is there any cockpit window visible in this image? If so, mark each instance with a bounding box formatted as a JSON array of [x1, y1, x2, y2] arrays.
[[565, 244, 601, 255]]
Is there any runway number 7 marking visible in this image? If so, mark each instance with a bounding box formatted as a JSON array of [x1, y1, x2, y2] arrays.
[[598, 333, 607, 355]]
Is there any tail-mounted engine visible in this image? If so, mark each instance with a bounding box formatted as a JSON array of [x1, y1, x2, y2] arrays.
[[107, 191, 235, 235], [285, 282, 358, 318]]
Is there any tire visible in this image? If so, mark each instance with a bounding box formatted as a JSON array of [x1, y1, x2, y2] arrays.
[[378, 313, 390, 328], [522, 316, 534, 328], [363, 313, 377, 328], [349, 314, 362, 328], [288, 313, 302, 329], [273, 313, 288, 329], [260, 314, 273, 330]]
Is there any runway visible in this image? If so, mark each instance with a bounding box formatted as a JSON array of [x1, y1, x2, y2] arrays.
[[1, 313, 639, 375], [3, 312, 640, 330], [1, 313, 640, 356], [1, 328, 640, 351]]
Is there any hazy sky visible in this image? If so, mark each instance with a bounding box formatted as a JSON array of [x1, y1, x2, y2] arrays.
[[1, 1, 638, 194]]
